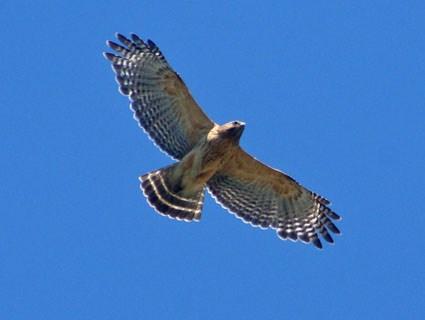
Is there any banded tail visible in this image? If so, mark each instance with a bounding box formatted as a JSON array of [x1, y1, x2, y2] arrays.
[[140, 166, 205, 221]]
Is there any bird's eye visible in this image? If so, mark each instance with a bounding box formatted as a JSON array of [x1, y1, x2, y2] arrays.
[[232, 121, 239, 125]]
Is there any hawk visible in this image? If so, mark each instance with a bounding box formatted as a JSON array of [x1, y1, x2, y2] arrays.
[[104, 33, 341, 249]]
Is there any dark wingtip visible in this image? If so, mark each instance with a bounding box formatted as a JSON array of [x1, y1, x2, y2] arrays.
[[314, 193, 330, 205], [322, 199, 331, 205], [116, 33, 130, 44], [331, 225, 341, 234], [147, 39, 157, 48], [321, 232, 334, 243], [107, 40, 122, 51], [131, 33, 144, 43], [327, 210, 341, 221], [328, 223, 341, 235], [103, 52, 116, 61], [312, 237, 323, 249]]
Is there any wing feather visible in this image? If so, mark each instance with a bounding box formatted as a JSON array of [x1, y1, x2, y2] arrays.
[[104, 33, 214, 159], [208, 147, 341, 249]]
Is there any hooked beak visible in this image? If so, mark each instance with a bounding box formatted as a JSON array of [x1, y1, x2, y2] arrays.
[[229, 122, 245, 140]]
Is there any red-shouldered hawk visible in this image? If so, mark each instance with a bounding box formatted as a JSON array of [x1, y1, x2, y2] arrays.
[[104, 33, 341, 249]]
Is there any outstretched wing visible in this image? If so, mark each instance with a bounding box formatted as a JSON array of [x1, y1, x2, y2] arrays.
[[104, 33, 215, 160], [207, 147, 341, 249]]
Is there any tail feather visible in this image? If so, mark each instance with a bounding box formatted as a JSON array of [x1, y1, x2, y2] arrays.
[[140, 168, 204, 221]]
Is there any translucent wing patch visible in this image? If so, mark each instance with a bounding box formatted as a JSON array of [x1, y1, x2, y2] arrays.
[[208, 148, 341, 249], [104, 33, 214, 159]]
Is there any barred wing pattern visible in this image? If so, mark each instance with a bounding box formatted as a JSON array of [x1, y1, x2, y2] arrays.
[[208, 148, 341, 249], [104, 33, 214, 160]]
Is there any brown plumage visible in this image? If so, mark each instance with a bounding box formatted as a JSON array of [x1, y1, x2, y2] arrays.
[[104, 33, 341, 249]]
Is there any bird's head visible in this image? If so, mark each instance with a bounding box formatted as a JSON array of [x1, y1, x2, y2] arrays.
[[219, 120, 245, 143]]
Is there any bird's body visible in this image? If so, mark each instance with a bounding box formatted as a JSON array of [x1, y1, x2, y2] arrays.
[[104, 33, 341, 249], [179, 122, 243, 188], [141, 122, 244, 221]]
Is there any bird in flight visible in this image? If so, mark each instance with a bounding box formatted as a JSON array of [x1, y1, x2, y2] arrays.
[[104, 33, 341, 249]]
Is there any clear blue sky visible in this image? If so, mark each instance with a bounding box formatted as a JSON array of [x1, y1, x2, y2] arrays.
[[1, 1, 424, 319]]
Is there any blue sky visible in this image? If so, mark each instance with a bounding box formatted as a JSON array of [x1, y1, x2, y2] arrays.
[[1, 1, 424, 319]]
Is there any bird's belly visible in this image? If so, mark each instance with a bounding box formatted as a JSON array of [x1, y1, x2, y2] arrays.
[[180, 144, 234, 189]]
